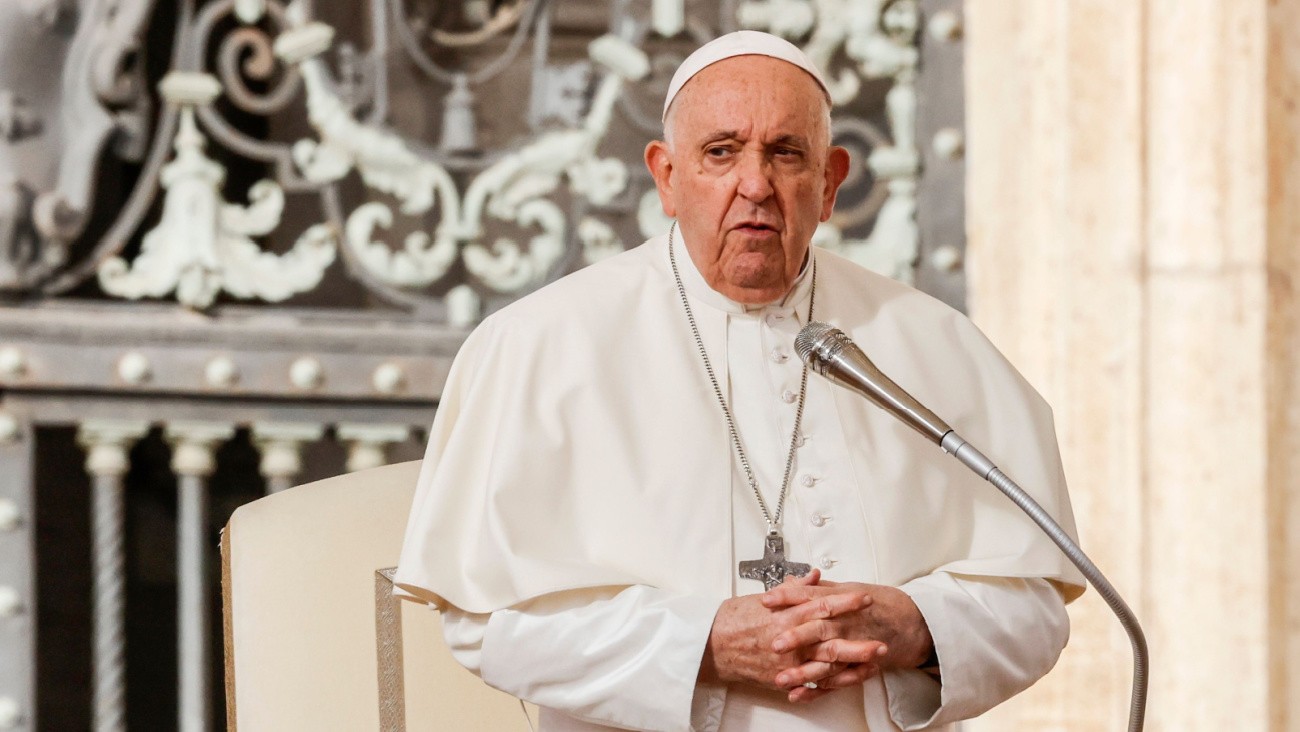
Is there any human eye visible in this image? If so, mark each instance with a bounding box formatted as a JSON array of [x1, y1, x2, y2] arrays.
[[705, 145, 733, 158]]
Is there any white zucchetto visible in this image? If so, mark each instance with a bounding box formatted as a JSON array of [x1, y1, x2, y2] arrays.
[[662, 30, 831, 122]]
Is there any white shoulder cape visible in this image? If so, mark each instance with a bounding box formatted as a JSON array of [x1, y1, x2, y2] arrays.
[[395, 236, 1085, 613]]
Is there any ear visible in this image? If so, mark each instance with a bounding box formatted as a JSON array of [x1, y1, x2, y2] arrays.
[[644, 140, 677, 218], [819, 146, 851, 222]]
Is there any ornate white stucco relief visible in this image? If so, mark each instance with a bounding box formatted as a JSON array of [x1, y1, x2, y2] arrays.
[[97, 73, 335, 308]]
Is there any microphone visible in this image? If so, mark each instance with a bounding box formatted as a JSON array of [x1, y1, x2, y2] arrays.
[[796, 321, 1149, 732], [794, 321, 951, 446]]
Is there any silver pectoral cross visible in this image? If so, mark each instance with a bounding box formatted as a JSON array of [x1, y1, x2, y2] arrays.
[[738, 532, 812, 590]]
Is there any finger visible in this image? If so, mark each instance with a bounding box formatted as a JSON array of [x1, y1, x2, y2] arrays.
[[783, 568, 821, 588], [801, 639, 889, 665], [761, 581, 853, 609], [771, 618, 839, 654], [787, 685, 834, 703], [761, 571, 822, 608], [817, 662, 879, 690], [774, 661, 845, 689], [780, 591, 873, 628]]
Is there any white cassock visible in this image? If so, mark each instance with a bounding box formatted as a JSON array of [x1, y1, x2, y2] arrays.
[[395, 232, 1086, 731]]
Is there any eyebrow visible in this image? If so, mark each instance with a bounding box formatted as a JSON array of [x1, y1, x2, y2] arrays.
[[698, 131, 811, 148], [700, 130, 740, 146]]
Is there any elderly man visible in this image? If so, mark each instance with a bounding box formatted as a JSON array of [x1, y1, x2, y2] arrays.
[[396, 31, 1084, 732]]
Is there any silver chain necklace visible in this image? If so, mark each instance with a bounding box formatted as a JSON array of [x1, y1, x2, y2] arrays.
[[667, 222, 814, 590]]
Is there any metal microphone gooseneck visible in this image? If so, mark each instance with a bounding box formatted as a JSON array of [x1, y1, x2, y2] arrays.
[[795, 321, 1148, 732]]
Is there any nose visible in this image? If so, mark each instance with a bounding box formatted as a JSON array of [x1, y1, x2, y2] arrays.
[[735, 151, 774, 202]]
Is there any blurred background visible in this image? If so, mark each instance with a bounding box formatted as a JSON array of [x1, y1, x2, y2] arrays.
[[0, 0, 1294, 730]]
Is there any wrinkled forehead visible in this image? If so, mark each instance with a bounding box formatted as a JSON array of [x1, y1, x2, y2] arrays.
[[668, 56, 830, 141]]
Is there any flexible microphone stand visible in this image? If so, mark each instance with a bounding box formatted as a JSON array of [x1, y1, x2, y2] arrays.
[[796, 322, 1148, 732]]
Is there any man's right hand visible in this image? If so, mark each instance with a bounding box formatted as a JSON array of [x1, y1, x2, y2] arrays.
[[699, 570, 877, 693]]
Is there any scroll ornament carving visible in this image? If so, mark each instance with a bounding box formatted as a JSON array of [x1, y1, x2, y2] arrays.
[[58, 0, 922, 310], [0, 91, 42, 143], [97, 72, 336, 309], [279, 6, 644, 296]]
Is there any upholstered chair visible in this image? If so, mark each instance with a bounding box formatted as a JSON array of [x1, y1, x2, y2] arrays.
[[221, 460, 534, 731]]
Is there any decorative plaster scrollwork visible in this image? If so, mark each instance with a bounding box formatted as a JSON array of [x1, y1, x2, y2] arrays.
[[578, 217, 623, 265], [0, 91, 41, 142], [32, 0, 157, 247], [279, 10, 647, 296], [98, 74, 336, 309], [280, 17, 462, 289], [456, 35, 645, 292]]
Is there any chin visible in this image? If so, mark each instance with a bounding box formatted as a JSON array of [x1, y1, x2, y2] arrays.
[[723, 270, 788, 298]]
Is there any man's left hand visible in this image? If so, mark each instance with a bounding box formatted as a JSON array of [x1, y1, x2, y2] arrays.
[[761, 579, 934, 703]]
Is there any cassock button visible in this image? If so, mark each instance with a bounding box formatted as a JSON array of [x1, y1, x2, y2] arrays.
[[770, 348, 789, 364], [766, 313, 785, 325], [810, 513, 828, 527], [781, 390, 796, 404], [801, 474, 817, 487], [819, 556, 836, 570]]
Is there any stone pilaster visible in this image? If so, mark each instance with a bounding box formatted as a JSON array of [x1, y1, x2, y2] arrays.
[[965, 0, 1300, 728]]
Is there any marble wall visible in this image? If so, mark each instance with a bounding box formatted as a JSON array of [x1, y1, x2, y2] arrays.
[[964, 0, 1300, 729]]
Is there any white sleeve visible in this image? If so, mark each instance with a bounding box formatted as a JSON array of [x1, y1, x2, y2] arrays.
[[439, 586, 729, 732], [883, 574, 1070, 729]]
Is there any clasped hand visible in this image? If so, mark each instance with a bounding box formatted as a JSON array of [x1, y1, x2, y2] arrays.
[[700, 570, 933, 703]]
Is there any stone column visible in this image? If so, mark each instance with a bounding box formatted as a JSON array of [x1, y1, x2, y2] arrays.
[[165, 422, 233, 732], [964, 1, 1300, 729], [336, 424, 410, 474], [76, 420, 148, 732], [251, 423, 324, 494]]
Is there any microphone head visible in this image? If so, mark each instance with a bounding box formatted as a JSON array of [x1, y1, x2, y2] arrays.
[[795, 321, 843, 373]]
